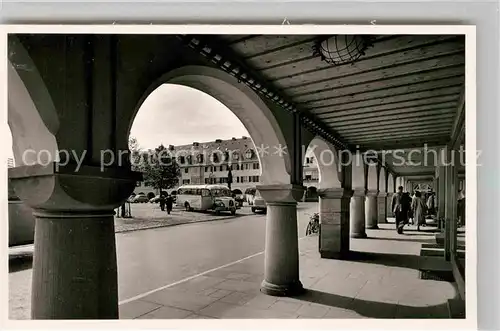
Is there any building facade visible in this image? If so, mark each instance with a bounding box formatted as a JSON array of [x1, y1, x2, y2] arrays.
[[133, 137, 319, 196]]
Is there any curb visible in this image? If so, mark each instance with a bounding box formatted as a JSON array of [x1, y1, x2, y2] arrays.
[[115, 213, 245, 234]]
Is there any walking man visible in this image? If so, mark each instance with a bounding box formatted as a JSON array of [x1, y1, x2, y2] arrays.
[[159, 193, 166, 211], [166, 194, 174, 215], [392, 186, 411, 234]]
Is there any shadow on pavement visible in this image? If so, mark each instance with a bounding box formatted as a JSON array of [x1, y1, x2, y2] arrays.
[[9, 256, 33, 273], [364, 236, 436, 244], [342, 251, 432, 270], [293, 289, 456, 318]]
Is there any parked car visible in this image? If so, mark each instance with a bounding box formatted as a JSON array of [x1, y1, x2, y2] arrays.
[[8, 180, 35, 247], [251, 190, 267, 214], [131, 194, 150, 203], [150, 195, 162, 203]]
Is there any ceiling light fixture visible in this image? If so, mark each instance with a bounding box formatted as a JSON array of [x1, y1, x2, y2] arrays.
[[313, 35, 373, 66]]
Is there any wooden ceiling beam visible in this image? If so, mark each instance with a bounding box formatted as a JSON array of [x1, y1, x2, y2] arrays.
[[288, 54, 464, 96], [293, 66, 464, 103], [317, 102, 457, 121], [264, 35, 459, 79], [448, 85, 466, 149], [361, 139, 447, 151], [309, 86, 461, 111], [314, 94, 459, 115], [328, 113, 455, 130], [300, 76, 464, 106], [277, 41, 465, 90], [341, 126, 452, 139], [351, 133, 449, 144]]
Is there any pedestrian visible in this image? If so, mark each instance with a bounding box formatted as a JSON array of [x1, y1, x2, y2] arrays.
[[426, 192, 436, 216], [409, 191, 417, 225], [401, 192, 412, 230], [166, 194, 173, 215], [411, 191, 427, 231], [392, 186, 407, 234], [457, 190, 465, 227], [159, 193, 166, 211]]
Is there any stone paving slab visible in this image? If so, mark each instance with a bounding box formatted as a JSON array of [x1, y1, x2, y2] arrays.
[[9, 218, 460, 320], [118, 223, 459, 319]]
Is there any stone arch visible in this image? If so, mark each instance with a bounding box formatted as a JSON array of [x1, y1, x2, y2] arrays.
[[378, 167, 387, 193], [387, 172, 394, 193], [128, 65, 291, 186], [8, 37, 59, 166], [304, 136, 342, 189], [366, 162, 378, 192]]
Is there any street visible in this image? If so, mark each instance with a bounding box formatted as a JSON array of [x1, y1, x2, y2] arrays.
[[9, 202, 318, 319]]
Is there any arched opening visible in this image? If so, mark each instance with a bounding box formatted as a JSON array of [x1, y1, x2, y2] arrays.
[[118, 65, 294, 302], [127, 65, 291, 187], [303, 136, 342, 190]]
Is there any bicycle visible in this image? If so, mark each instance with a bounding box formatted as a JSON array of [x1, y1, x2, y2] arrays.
[[305, 212, 320, 236]]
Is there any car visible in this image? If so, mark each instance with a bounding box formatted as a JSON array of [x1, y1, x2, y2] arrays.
[[131, 194, 150, 203], [150, 195, 161, 203], [251, 191, 267, 214], [150, 194, 177, 203]]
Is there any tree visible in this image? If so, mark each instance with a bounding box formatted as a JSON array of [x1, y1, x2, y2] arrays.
[[128, 136, 143, 172], [142, 144, 180, 193]]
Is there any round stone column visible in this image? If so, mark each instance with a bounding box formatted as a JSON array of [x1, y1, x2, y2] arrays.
[[365, 190, 379, 229], [9, 163, 140, 319], [386, 192, 394, 217], [378, 192, 388, 224], [31, 210, 118, 319], [257, 184, 304, 297], [350, 190, 367, 238]]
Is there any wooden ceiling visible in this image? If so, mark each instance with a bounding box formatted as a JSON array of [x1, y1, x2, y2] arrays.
[[217, 34, 465, 152]]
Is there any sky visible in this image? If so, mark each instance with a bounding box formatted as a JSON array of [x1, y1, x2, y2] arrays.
[[130, 84, 249, 150], [5, 84, 250, 163]]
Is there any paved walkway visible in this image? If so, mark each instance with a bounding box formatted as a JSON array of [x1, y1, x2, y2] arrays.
[[119, 222, 459, 319]]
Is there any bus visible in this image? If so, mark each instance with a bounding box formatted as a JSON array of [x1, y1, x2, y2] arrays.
[[176, 184, 237, 215]]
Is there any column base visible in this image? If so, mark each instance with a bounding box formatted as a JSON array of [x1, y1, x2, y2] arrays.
[[366, 225, 379, 230], [260, 280, 304, 297], [351, 232, 367, 239]]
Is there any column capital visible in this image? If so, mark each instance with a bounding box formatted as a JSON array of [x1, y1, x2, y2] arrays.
[[8, 163, 142, 212], [256, 184, 305, 204], [318, 188, 353, 199], [366, 190, 379, 197], [352, 189, 367, 197]]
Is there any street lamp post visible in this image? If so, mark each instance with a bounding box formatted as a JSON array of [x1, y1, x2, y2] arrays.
[[227, 166, 233, 190]]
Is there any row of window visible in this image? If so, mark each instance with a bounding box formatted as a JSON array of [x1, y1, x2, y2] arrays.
[[177, 150, 255, 165], [182, 175, 261, 185], [236, 176, 260, 183], [183, 163, 260, 173], [177, 188, 232, 197]]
